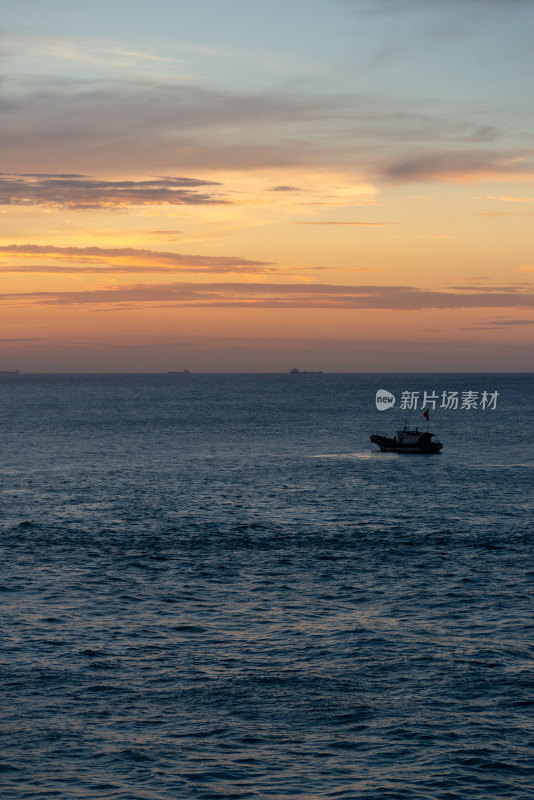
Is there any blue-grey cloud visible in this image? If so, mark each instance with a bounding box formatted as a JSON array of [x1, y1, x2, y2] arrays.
[[0, 173, 225, 209], [0, 75, 528, 182], [384, 150, 534, 182], [341, 0, 534, 9]]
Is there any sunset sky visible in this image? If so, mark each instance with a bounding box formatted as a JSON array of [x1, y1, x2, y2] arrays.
[[1, 0, 533, 371]]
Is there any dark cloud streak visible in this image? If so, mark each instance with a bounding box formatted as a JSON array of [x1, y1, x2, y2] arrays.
[[0, 174, 226, 209], [463, 317, 534, 329], [1, 281, 533, 310], [0, 244, 271, 272], [384, 150, 534, 182]]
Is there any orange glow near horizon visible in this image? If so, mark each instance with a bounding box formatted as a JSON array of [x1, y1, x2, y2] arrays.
[[1, 2, 534, 371]]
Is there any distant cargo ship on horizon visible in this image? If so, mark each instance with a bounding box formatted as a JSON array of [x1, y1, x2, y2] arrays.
[[289, 367, 324, 374]]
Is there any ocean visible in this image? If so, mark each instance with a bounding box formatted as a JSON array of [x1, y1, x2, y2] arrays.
[[1, 373, 533, 799]]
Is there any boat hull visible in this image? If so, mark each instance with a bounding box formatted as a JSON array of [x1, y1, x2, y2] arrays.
[[370, 434, 442, 454]]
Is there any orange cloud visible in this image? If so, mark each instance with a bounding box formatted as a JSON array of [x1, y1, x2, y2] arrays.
[[0, 244, 273, 274], [475, 212, 510, 217], [486, 194, 534, 202], [294, 221, 395, 226]]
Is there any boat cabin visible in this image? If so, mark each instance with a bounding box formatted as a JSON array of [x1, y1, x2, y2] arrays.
[[396, 427, 422, 445]]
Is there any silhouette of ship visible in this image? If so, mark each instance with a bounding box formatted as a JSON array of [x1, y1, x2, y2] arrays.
[[370, 424, 443, 454], [289, 367, 323, 374]]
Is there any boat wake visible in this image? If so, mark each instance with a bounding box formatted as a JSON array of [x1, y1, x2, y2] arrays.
[[311, 451, 398, 460]]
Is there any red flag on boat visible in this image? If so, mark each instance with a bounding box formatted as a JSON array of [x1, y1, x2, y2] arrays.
[[423, 408, 429, 420]]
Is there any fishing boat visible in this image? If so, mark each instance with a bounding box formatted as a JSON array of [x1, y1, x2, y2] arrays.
[[370, 424, 443, 454]]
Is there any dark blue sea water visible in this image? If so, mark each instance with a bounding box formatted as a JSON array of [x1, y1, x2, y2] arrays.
[[1, 373, 533, 800]]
